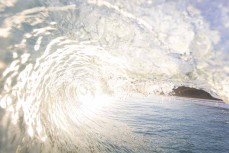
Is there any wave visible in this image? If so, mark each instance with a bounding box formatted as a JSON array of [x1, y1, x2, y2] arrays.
[[0, 0, 229, 152]]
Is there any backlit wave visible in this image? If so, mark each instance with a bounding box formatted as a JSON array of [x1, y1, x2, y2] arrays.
[[0, 0, 229, 152]]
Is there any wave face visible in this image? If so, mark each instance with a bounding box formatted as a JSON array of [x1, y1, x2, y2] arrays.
[[0, 0, 229, 152]]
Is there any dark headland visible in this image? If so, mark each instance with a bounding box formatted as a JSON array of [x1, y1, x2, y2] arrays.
[[173, 86, 222, 101]]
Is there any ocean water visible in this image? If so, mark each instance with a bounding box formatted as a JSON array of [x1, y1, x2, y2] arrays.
[[1, 96, 229, 153], [0, 0, 229, 152]]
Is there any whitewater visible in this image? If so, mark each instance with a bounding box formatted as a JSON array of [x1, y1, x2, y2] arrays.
[[0, 0, 229, 152]]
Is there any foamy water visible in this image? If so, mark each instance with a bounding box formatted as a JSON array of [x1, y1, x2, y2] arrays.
[[0, 0, 229, 152]]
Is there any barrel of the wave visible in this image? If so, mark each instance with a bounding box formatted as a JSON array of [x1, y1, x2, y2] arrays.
[[11, 38, 131, 152]]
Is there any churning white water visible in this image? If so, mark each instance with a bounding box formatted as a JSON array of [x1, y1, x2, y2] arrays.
[[0, 0, 229, 152]]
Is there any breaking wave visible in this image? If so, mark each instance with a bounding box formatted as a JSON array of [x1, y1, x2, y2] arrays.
[[0, 0, 229, 152]]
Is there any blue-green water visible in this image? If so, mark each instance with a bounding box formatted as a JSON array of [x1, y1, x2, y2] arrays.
[[116, 97, 229, 152], [1, 96, 229, 152]]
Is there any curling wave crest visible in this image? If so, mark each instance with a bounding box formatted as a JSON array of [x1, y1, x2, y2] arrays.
[[0, 0, 229, 152]]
